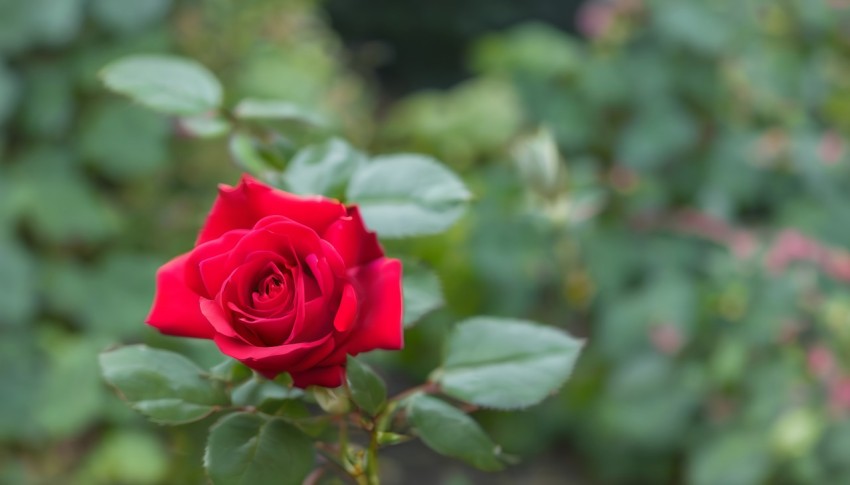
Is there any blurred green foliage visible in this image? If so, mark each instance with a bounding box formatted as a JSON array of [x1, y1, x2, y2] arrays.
[[375, 0, 850, 484], [7, 0, 850, 483], [0, 0, 372, 483]]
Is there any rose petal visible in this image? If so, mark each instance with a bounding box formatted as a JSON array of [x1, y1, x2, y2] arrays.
[[291, 365, 345, 388], [197, 175, 347, 245], [322, 206, 384, 267], [185, 230, 248, 297], [146, 254, 214, 339], [344, 258, 404, 354], [333, 284, 358, 333], [200, 298, 248, 341], [214, 333, 336, 380]]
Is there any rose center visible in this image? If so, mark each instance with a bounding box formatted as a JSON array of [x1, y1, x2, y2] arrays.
[[255, 270, 289, 303]]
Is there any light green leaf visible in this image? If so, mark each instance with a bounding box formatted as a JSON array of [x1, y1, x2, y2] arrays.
[[438, 317, 583, 409], [283, 138, 365, 196], [403, 265, 444, 327], [99, 345, 228, 424], [204, 412, 314, 485], [75, 430, 169, 485], [234, 98, 325, 126], [178, 115, 231, 138], [345, 356, 386, 416], [100, 55, 222, 115], [229, 132, 274, 177], [346, 154, 471, 238], [407, 395, 503, 471]]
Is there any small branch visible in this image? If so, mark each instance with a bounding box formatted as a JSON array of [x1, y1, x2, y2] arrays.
[[388, 381, 439, 403], [365, 426, 380, 485]]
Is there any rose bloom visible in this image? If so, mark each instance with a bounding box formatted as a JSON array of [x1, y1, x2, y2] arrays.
[[146, 175, 403, 388]]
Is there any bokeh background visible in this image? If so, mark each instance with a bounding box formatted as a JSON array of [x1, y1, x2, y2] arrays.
[[3, 0, 850, 483]]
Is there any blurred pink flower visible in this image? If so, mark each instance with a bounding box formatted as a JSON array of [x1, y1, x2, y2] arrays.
[[818, 131, 845, 166], [807, 345, 837, 381], [649, 323, 683, 355], [577, 2, 616, 39]]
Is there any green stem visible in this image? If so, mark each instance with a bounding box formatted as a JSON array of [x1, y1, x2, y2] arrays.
[[339, 417, 349, 463], [366, 427, 380, 485]]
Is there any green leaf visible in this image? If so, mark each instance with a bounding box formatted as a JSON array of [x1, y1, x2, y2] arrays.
[[99, 345, 228, 424], [229, 132, 274, 177], [283, 138, 365, 196], [178, 115, 231, 138], [403, 265, 444, 327], [346, 154, 472, 238], [234, 98, 325, 126], [100, 55, 222, 115], [231, 376, 303, 408], [0, 241, 37, 327], [407, 395, 503, 471], [36, 332, 104, 438], [209, 359, 252, 383], [204, 412, 314, 485], [75, 430, 169, 485], [79, 102, 170, 180], [0, 61, 19, 125], [345, 356, 386, 416], [437, 317, 583, 409], [90, 0, 171, 36]]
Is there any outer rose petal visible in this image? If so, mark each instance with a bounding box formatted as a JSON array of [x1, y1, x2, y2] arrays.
[[146, 254, 214, 338], [322, 206, 383, 268], [345, 258, 404, 354], [214, 333, 336, 381], [197, 175, 347, 245], [291, 366, 345, 388]]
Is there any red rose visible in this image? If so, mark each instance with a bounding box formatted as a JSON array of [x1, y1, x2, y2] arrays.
[[146, 175, 403, 388]]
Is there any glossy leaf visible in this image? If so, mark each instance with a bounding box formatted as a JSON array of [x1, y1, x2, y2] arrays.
[[100, 55, 222, 115], [346, 154, 471, 238], [345, 356, 386, 416], [204, 412, 314, 485], [282, 138, 365, 196], [407, 395, 503, 471], [231, 377, 303, 408], [438, 317, 583, 409], [403, 265, 444, 327], [234, 98, 325, 126], [99, 345, 228, 424]]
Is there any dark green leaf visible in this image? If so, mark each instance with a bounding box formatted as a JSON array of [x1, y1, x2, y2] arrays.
[[346, 356, 386, 416], [0, 241, 37, 327], [209, 359, 252, 383], [204, 412, 314, 485], [100, 55, 222, 115], [99, 345, 228, 424], [438, 317, 583, 409], [231, 377, 303, 408], [346, 154, 472, 238], [90, 0, 171, 36], [407, 395, 503, 471]]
